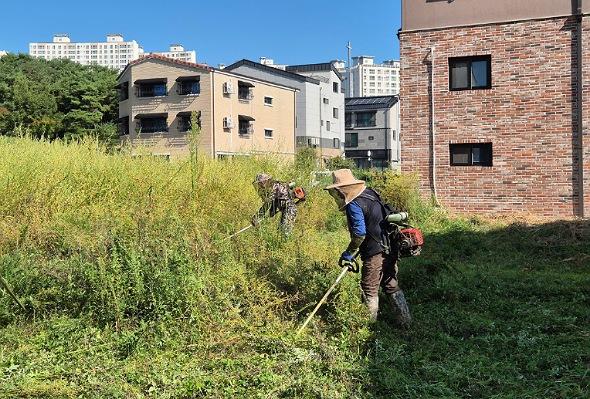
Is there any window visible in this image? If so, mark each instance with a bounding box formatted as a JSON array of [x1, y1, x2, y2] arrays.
[[177, 78, 200, 95], [326, 121, 331, 131], [368, 136, 374, 141], [264, 129, 273, 138], [449, 55, 491, 91], [449, 143, 493, 166], [345, 132, 358, 148], [117, 82, 129, 101], [345, 112, 352, 128], [137, 116, 168, 133], [238, 81, 254, 101], [333, 108, 338, 119], [177, 112, 201, 132], [323, 98, 329, 104], [238, 115, 254, 135], [137, 81, 167, 97], [264, 96, 273, 106], [333, 138, 340, 148], [333, 82, 339, 93], [355, 111, 376, 127], [118, 116, 129, 136]]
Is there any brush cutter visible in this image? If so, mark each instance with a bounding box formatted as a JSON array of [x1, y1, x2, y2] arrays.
[[296, 255, 359, 336], [0, 275, 26, 313], [220, 224, 254, 242]]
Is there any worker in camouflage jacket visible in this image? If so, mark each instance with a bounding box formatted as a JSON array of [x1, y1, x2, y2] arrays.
[[325, 169, 411, 327], [251, 173, 297, 237]]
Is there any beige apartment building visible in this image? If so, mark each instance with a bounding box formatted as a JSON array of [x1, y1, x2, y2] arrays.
[[117, 54, 297, 159]]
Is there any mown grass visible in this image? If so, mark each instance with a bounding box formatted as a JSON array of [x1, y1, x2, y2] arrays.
[[0, 137, 588, 398]]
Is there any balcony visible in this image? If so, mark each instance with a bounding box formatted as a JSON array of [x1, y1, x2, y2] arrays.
[[238, 115, 255, 136], [176, 111, 201, 132], [176, 76, 201, 96], [238, 80, 254, 101], [135, 78, 168, 98], [134, 113, 169, 134]]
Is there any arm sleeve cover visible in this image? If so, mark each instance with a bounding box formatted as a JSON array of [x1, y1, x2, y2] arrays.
[[346, 201, 366, 237]]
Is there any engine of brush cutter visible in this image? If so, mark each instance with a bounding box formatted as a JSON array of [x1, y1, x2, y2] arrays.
[[397, 228, 424, 257], [384, 213, 424, 258]]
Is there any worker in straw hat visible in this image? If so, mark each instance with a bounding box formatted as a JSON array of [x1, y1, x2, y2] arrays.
[[325, 169, 411, 326], [251, 173, 297, 237]]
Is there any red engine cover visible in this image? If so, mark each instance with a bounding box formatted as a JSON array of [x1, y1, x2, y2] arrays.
[[400, 228, 424, 246]]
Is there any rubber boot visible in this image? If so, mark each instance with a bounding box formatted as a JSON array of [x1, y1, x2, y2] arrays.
[[366, 297, 379, 321], [389, 290, 411, 328]]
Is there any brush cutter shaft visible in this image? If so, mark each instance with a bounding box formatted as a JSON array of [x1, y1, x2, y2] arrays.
[[223, 225, 253, 241], [296, 266, 349, 336], [0, 276, 26, 312]]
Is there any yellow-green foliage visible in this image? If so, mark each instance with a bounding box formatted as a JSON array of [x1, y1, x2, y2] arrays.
[[0, 136, 352, 324], [2, 137, 587, 398]]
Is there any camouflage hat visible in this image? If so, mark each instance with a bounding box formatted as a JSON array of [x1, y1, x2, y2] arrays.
[[253, 173, 272, 185]]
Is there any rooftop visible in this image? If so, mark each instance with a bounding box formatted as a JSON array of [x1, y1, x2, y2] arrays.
[[224, 59, 321, 84], [345, 95, 399, 110]]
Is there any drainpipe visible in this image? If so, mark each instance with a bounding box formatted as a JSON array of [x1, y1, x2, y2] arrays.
[[319, 86, 323, 161], [430, 47, 439, 205], [576, 0, 585, 217], [211, 70, 216, 158], [396, 98, 401, 166]]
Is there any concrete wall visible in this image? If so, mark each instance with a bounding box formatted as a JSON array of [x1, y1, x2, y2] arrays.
[[345, 101, 400, 167], [226, 64, 345, 158], [399, 16, 585, 216], [212, 71, 296, 158], [291, 69, 345, 158], [402, 0, 588, 32], [224, 65, 310, 139]]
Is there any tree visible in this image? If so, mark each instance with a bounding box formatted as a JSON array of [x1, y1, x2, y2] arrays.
[[0, 54, 119, 143]]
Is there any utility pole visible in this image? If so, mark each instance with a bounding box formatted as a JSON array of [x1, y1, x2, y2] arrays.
[[347, 41, 353, 97]]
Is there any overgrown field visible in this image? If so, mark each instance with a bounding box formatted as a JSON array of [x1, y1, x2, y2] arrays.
[[0, 137, 588, 398]]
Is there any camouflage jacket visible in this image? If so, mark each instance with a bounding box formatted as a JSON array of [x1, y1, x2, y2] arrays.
[[257, 181, 294, 218]]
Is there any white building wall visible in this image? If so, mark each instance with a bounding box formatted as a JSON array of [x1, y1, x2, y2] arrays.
[[29, 35, 197, 70], [343, 56, 400, 97], [294, 69, 345, 153], [29, 34, 142, 70]]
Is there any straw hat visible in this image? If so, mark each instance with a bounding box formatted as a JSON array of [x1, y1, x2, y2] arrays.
[[325, 169, 366, 206]]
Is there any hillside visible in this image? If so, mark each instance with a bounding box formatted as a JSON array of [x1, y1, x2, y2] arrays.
[[0, 137, 588, 398]]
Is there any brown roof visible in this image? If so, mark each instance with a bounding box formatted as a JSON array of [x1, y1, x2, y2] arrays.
[[117, 54, 213, 80]]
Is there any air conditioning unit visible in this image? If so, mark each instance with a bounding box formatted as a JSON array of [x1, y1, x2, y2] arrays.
[[223, 81, 234, 94], [223, 117, 234, 129]]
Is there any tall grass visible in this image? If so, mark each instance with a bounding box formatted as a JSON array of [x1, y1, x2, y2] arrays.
[[0, 137, 587, 398]]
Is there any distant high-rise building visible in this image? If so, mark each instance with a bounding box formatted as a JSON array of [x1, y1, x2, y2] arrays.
[[29, 34, 144, 70], [29, 34, 197, 70], [148, 44, 196, 64], [258, 57, 287, 70], [336, 56, 400, 97]]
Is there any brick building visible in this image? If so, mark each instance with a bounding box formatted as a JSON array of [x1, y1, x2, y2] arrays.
[[399, 0, 590, 217]]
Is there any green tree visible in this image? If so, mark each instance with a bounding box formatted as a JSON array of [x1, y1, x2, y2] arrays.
[[0, 54, 118, 143]]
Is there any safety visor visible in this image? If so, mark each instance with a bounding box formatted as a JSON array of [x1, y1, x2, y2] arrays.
[[327, 187, 346, 209]]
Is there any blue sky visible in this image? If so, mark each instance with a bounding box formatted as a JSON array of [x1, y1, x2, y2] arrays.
[[0, 0, 401, 66]]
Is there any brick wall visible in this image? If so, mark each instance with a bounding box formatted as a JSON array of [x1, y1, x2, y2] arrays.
[[582, 17, 590, 216], [400, 17, 589, 217]]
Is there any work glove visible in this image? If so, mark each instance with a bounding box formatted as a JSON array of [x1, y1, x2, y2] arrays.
[[339, 251, 359, 272], [340, 251, 354, 263]]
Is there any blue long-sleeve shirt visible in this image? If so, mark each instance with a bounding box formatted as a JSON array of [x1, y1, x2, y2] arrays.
[[346, 201, 366, 237]]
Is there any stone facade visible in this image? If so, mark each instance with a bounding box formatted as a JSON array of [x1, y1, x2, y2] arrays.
[[400, 16, 590, 217]]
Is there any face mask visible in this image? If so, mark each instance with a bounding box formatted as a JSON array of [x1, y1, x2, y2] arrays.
[[328, 188, 346, 210]]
